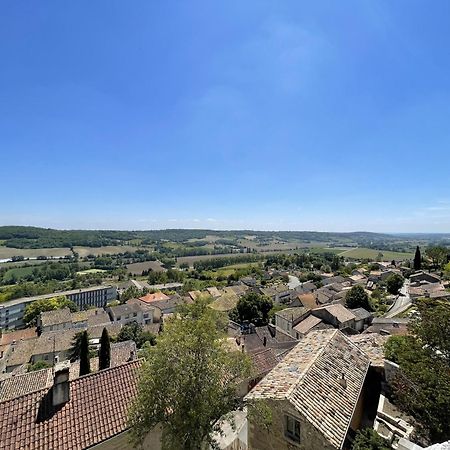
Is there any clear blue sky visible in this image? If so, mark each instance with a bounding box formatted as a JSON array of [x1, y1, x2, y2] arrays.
[[1, 1, 450, 232]]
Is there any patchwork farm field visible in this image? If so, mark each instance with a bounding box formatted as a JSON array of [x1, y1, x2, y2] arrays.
[[176, 253, 257, 268], [126, 260, 165, 275], [338, 247, 413, 260], [0, 246, 72, 259], [73, 245, 147, 257]]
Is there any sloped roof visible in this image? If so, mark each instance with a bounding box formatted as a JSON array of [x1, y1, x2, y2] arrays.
[[297, 293, 318, 309], [246, 329, 370, 449], [351, 308, 372, 321], [71, 308, 104, 324], [250, 348, 279, 377], [275, 307, 310, 322], [0, 368, 53, 402], [293, 315, 323, 335], [33, 330, 78, 355], [209, 292, 238, 312], [206, 286, 221, 298], [0, 360, 142, 450], [139, 292, 170, 303], [5, 339, 37, 368], [40, 308, 72, 328], [313, 304, 356, 324], [349, 333, 388, 367], [86, 311, 111, 327], [0, 328, 38, 346]]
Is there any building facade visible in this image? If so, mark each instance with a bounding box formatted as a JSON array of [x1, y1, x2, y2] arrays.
[[0, 285, 117, 330]]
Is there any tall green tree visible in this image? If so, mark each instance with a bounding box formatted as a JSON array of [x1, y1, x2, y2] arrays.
[[386, 273, 404, 295], [425, 246, 448, 269], [128, 298, 251, 450], [79, 330, 91, 376], [117, 321, 156, 348], [384, 299, 450, 444], [413, 246, 421, 270], [345, 285, 371, 310], [352, 428, 392, 450], [230, 292, 273, 326], [69, 330, 85, 361], [99, 327, 111, 370]]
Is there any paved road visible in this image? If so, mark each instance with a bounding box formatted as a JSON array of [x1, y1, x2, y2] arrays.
[[385, 279, 411, 318]]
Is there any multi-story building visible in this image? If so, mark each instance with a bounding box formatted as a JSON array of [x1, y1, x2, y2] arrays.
[[0, 285, 116, 330]]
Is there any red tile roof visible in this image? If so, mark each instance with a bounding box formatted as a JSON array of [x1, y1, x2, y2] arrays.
[[138, 292, 170, 303], [0, 360, 142, 450], [0, 328, 38, 346], [250, 348, 279, 376]]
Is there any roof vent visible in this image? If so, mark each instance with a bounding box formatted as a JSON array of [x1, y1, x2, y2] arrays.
[[338, 373, 347, 389]]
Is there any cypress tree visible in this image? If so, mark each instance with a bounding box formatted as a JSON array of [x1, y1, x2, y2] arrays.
[[79, 330, 91, 376], [99, 327, 111, 370], [414, 246, 422, 270]]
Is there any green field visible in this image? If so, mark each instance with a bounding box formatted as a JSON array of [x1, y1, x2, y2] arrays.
[[126, 260, 165, 275], [76, 268, 107, 275], [203, 262, 261, 279], [0, 246, 72, 259], [73, 245, 148, 257], [2, 266, 36, 282], [338, 247, 413, 260]]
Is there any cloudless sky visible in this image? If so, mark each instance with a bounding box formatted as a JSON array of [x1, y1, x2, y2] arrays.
[[1, 0, 450, 232]]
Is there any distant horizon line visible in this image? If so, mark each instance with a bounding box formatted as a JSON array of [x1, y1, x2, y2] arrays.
[[1, 224, 450, 235]]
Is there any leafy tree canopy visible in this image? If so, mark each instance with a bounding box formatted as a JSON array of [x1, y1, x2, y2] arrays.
[[384, 299, 450, 444], [352, 428, 392, 450], [230, 292, 273, 326], [345, 285, 371, 310], [385, 273, 404, 295], [425, 246, 448, 269], [117, 321, 156, 348], [128, 298, 251, 450], [27, 360, 51, 372]]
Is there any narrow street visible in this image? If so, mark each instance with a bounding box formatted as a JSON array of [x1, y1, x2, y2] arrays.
[[385, 279, 412, 318]]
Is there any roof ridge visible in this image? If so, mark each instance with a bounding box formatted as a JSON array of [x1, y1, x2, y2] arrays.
[[337, 330, 371, 360], [285, 329, 338, 398], [0, 359, 142, 406]]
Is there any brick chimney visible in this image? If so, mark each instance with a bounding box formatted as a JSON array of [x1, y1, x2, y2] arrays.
[[52, 361, 70, 407]]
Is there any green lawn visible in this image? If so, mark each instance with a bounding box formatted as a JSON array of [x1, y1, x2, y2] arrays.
[[2, 266, 36, 282], [338, 247, 413, 260]]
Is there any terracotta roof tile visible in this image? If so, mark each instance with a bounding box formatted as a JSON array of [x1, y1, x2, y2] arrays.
[[250, 348, 279, 376], [293, 315, 323, 336], [0, 368, 53, 402], [0, 360, 142, 450], [139, 292, 170, 303]]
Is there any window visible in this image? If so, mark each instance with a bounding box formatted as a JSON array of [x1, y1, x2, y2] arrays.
[[284, 414, 300, 443]]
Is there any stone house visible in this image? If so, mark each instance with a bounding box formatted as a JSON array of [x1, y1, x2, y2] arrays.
[[311, 304, 357, 330], [107, 302, 153, 326], [350, 308, 373, 332], [409, 271, 441, 285], [37, 308, 73, 333], [245, 329, 370, 450], [274, 307, 310, 337]]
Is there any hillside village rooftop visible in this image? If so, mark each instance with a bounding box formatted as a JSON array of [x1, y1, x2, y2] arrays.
[[246, 329, 370, 449]]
